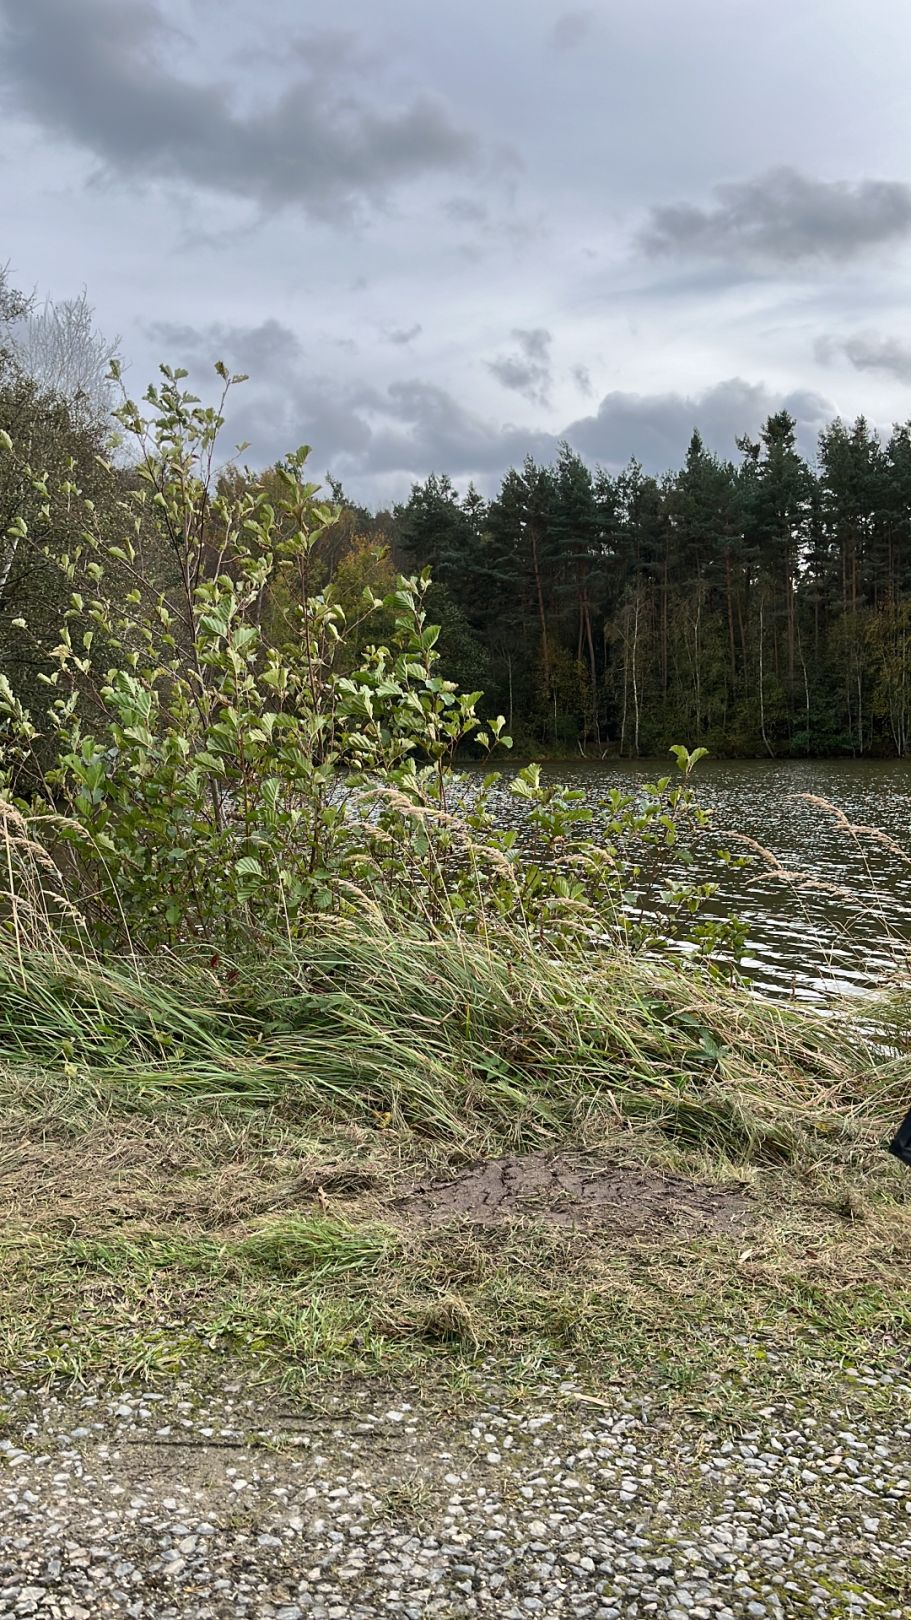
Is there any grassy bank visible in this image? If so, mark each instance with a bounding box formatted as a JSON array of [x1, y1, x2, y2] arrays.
[[4, 916, 903, 1151], [4, 357, 911, 1443], [2, 919, 910, 1415]]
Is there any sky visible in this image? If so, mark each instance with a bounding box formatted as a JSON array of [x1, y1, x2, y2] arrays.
[[2, 0, 911, 505]]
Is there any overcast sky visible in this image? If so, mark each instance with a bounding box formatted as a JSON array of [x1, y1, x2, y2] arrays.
[[2, 0, 911, 504]]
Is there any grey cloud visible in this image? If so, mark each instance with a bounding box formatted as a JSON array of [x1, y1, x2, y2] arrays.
[[246, 375, 558, 496], [550, 10, 596, 52], [146, 326, 555, 492], [564, 378, 834, 469], [325, 373, 833, 493], [641, 168, 911, 266], [386, 324, 422, 346], [286, 29, 380, 77], [444, 190, 544, 255], [487, 356, 546, 399], [445, 197, 490, 225], [0, 0, 476, 219], [146, 318, 303, 377], [515, 328, 551, 362], [816, 331, 911, 383], [130, 321, 840, 499], [487, 327, 553, 404], [228, 27, 378, 78], [572, 363, 593, 396], [231, 385, 376, 472], [361, 380, 556, 478]]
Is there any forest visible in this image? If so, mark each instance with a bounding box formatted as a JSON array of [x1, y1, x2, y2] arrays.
[[384, 421, 911, 757]]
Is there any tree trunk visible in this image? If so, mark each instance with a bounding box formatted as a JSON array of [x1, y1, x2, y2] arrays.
[[631, 595, 640, 758], [530, 522, 549, 684], [724, 549, 736, 686], [0, 536, 21, 606], [582, 593, 600, 746], [758, 596, 774, 757]]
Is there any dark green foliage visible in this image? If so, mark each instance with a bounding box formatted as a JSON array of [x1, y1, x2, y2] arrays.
[[0, 281, 121, 781], [387, 412, 911, 756]]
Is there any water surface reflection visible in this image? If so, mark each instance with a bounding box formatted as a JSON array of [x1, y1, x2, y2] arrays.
[[473, 759, 911, 1001]]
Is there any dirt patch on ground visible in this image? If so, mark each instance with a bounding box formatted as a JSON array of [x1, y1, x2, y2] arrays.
[[0, 1110, 746, 1244], [392, 1152, 751, 1237]]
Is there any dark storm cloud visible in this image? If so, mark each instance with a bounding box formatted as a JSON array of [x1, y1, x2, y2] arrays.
[[641, 168, 911, 266], [564, 378, 834, 469], [0, 0, 476, 218], [550, 10, 596, 52], [487, 327, 553, 405], [815, 331, 911, 383]]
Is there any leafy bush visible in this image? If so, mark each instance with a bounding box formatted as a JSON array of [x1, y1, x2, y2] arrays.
[[0, 365, 744, 963]]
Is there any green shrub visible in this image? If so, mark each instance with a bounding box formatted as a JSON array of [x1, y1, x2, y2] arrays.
[[0, 364, 744, 964]]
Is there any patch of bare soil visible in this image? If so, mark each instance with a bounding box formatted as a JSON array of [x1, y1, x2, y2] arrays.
[[0, 1113, 747, 1244], [392, 1152, 750, 1236]]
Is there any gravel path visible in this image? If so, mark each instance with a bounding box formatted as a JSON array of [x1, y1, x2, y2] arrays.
[[1, 1370, 910, 1618]]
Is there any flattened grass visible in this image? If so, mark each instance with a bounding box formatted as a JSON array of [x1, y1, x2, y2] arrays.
[[4, 1189, 911, 1416]]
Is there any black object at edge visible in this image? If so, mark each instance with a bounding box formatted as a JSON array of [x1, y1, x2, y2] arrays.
[[888, 1104, 911, 1167]]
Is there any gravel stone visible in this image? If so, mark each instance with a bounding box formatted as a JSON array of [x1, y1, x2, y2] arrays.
[[0, 1373, 909, 1617]]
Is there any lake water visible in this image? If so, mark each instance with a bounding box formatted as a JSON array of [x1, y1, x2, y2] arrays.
[[479, 759, 911, 1002]]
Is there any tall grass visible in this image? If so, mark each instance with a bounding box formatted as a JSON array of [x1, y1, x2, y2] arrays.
[[1, 782, 908, 1168], [0, 799, 94, 967], [0, 913, 903, 1162]]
